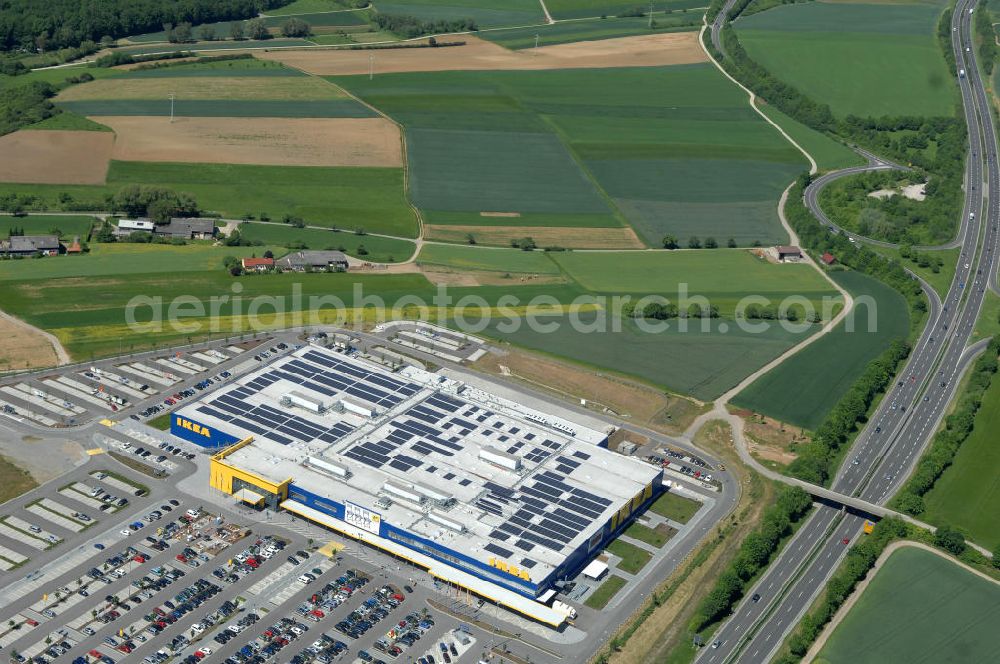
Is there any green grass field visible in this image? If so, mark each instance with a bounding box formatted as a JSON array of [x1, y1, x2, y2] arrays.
[[606, 539, 651, 574], [0, 243, 282, 282], [545, 0, 707, 20], [237, 223, 416, 262], [551, 250, 837, 311], [922, 374, 1000, 549], [818, 545, 1000, 664], [266, 0, 361, 16], [733, 270, 910, 429], [478, 311, 819, 401], [870, 245, 958, 300], [584, 575, 627, 609], [756, 104, 863, 171], [649, 491, 701, 524], [126, 11, 366, 43], [480, 14, 701, 50], [374, 0, 544, 28], [117, 59, 304, 78], [0, 215, 96, 239], [338, 64, 806, 245], [624, 521, 674, 548], [416, 244, 561, 273], [0, 162, 419, 238], [737, 1, 958, 118], [26, 111, 112, 132], [58, 75, 347, 101], [56, 98, 374, 118]]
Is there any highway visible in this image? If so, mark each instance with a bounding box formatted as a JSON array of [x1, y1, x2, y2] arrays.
[[697, 0, 1000, 662]]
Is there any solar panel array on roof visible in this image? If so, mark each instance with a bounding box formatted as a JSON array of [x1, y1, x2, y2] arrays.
[[196, 349, 421, 447], [198, 384, 355, 447], [484, 542, 513, 558], [481, 467, 615, 555]]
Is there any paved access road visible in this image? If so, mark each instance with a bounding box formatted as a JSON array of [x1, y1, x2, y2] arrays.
[[698, 1, 1000, 662]]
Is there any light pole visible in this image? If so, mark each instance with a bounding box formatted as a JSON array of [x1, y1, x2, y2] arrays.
[[168, 92, 175, 123], [534, 34, 539, 55], [369, 53, 374, 80]]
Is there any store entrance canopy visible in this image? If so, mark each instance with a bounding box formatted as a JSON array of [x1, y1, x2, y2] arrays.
[[234, 487, 265, 505]]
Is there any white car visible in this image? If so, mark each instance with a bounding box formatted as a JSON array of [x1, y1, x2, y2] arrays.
[[121, 529, 131, 536]]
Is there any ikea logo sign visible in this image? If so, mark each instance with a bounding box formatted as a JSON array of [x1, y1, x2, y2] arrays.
[[175, 416, 211, 437]]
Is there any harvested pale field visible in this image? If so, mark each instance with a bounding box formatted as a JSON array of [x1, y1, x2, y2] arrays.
[[424, 224, 646, 249], [57, 76, 345, 101], [0, 310, 65, 371], [260, 32, 706, 75], [94, 116, 402, 167], [0, 130, 113, 184], [472, 346, 705, 435]]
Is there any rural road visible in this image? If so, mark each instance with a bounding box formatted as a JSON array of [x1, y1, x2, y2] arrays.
[[697, 1, 1000, 661]]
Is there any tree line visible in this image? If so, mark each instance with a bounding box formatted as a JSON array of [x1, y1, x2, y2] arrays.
[[891, 336, 999, 516], [371, 13, 477, 39], [0, 0, 293, 52], [689, 485, 813, 633]]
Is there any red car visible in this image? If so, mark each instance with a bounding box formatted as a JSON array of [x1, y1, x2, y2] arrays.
[[392, 592, 405, 602], [117, 644, 132, 653], [176, 554, 187, 562], [310, 609, 324, 618], [89, 650, 103, 658], [133, 555, 146, 563]]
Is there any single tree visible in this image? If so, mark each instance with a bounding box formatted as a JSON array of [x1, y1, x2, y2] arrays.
[[229, 21, 245, 41], [199, 25, 216, 42], [281, 18, 312, 38], [173, 22, 192, 43], [704, 237, 718, 249], [662, 234, 679, 249], [727, 237, 737, 248], [688, 236, 701, 249], [246, 19, 269, 40]]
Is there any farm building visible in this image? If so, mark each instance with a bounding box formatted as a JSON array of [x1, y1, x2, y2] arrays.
[[2, 235, 61, 256], [276, 250, 349, 272], [115, 218, 217, 240], [115, 219, 156, 236], [66, 236, 83, 254], [159, 218, 217, 240], [775, 245, 803, 262], [171, 347, 660, 626], [821, 252, 837, 265], [242, 257, 274, 272]]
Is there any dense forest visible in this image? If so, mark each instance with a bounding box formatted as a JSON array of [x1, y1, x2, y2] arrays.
[[0, 0, 293, 52]]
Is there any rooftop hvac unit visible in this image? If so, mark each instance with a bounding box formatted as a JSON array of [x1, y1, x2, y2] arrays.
[[412, 482, 453, 504], [428, 510, 465, 533], [282, 391, 325, 414], [306, 456, 351, 480], [479, 446, 521, 472], [552, 421, 576, 437], [340, 397, 374, 418], [525, 412, 548, 425], [382, 481, 424, 504]]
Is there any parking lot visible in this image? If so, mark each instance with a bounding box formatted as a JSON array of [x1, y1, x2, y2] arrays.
[[0, 337, 293, 431], [0, 453, 496, 664]]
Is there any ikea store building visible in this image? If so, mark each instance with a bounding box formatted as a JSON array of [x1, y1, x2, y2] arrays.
[[171, 345, 662, 626]]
